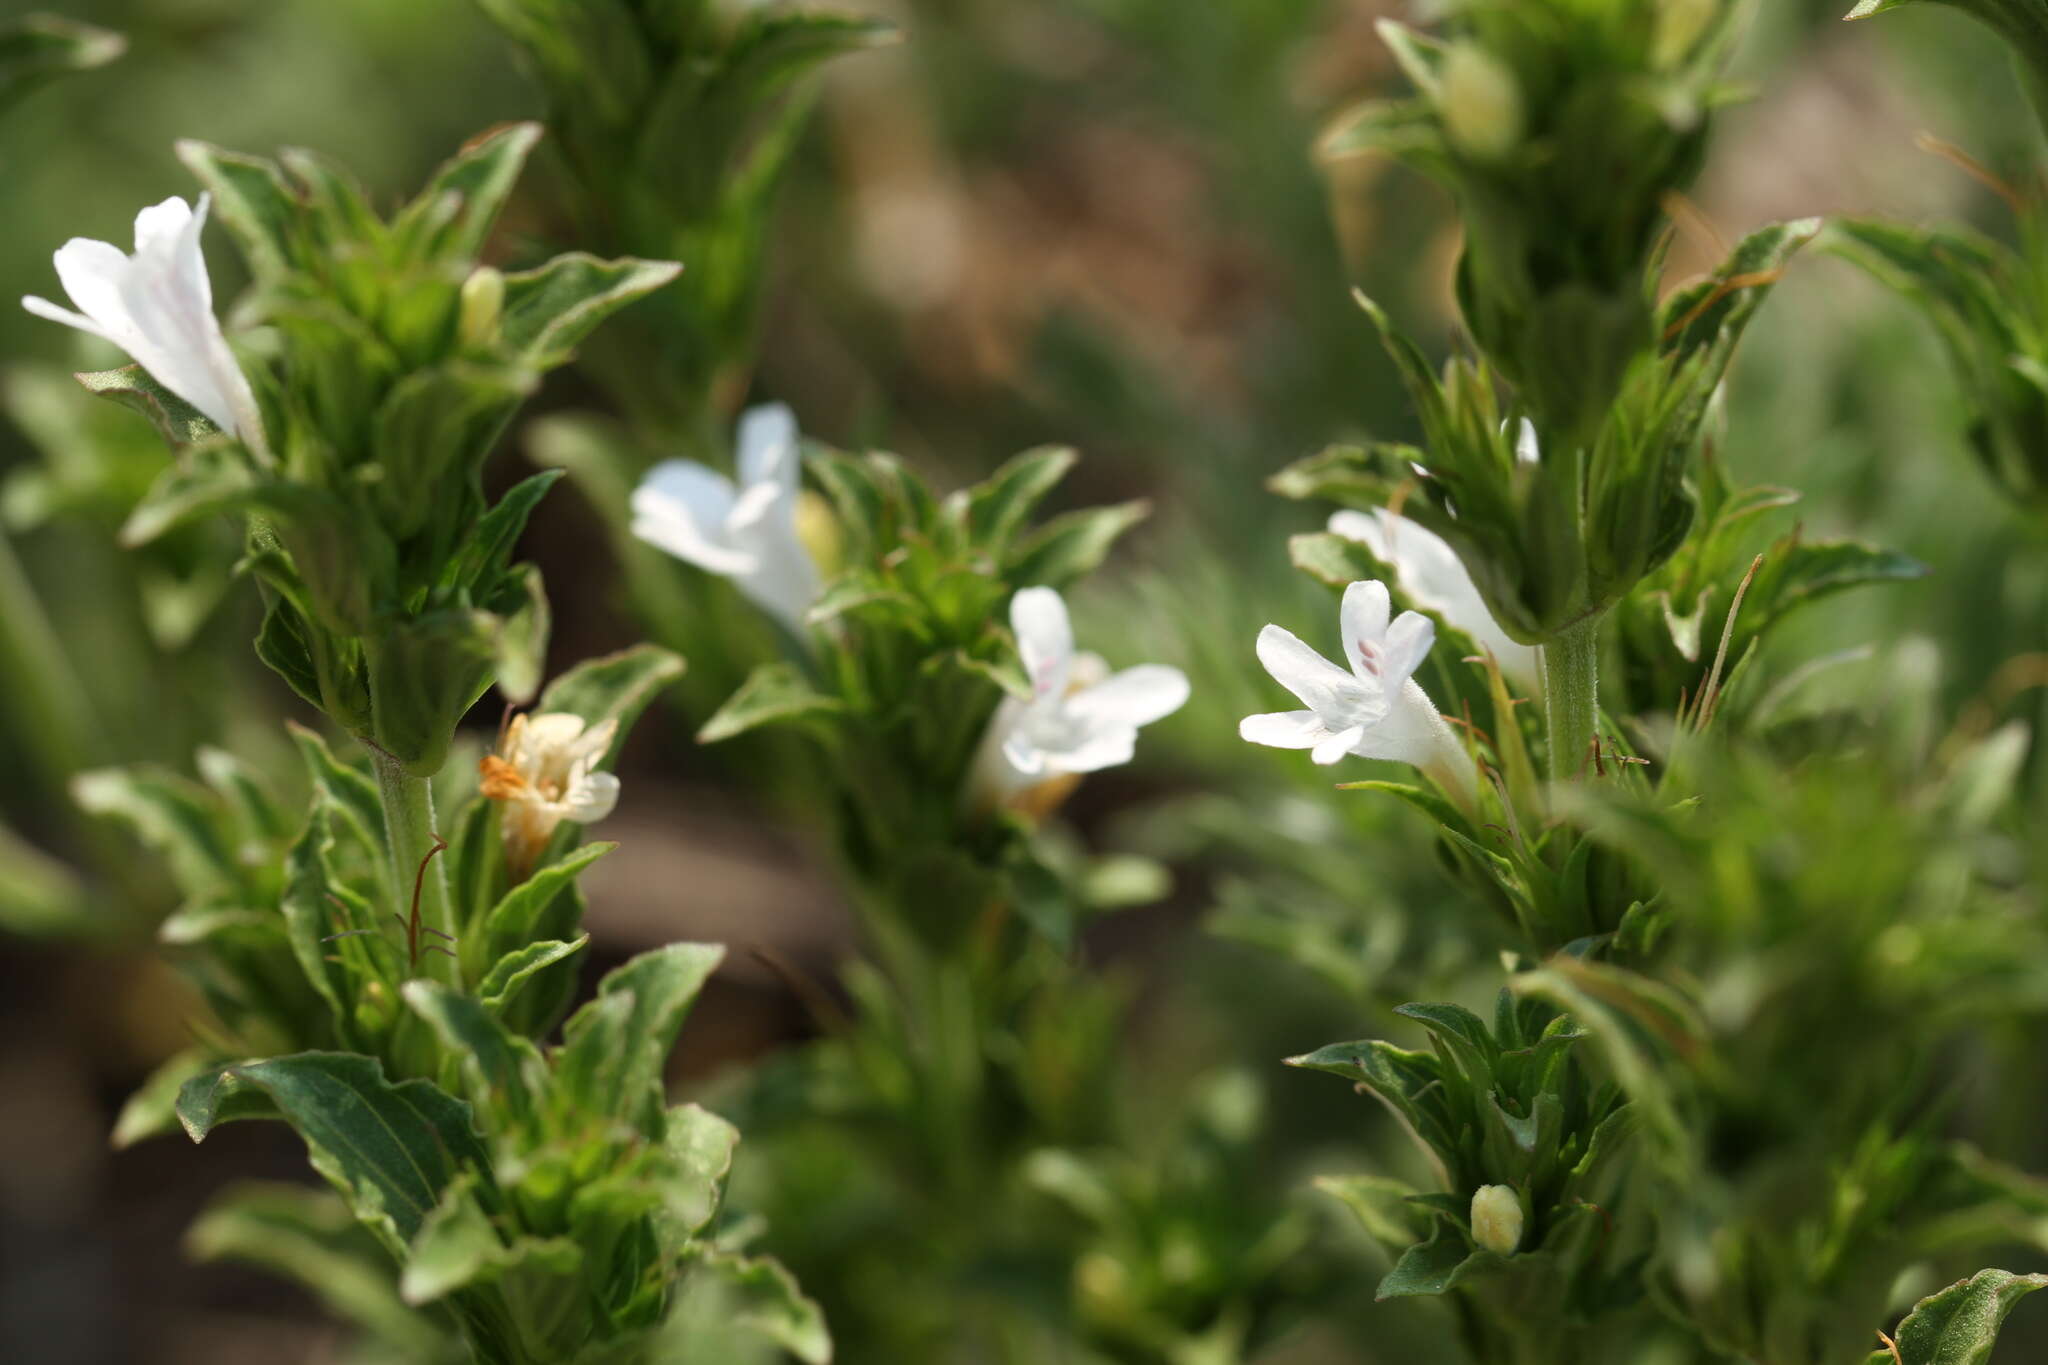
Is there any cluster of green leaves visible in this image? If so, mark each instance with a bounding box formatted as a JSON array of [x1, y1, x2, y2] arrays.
[[1275, 221, 1818, 647], [700, 443, 1145, 931], [1295, 995, 1640, 1352], [178, 946, 821, 1365], [98, 127, 677, 775], [1829, 210, 2048, 521], [1609, 443, 1928, 727], [85, 648, 820, 1363], [1325, 0, 1747, 439], [1517, 712, 2048, 1362], [1025, 1072, 1327, 1365], [473, 0, 895, 444], [89, 647, 678, 1144]]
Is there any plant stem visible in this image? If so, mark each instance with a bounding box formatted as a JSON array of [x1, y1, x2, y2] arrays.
[[372, 749, 458, 985], [1542, 612, 1603, 783]]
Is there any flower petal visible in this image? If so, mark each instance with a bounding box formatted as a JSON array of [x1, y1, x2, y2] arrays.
[[1011, 587, 1073, 699], [1238, 710, 1326, 750], [631, 460, 757, 575], [48, 237, 136, 343], [737, 402, 800, 492], [1069, 665, 1189, 730], [1339, 580, 1394, 681], [1514, 417, 1540, 465], [564, 770, 620, 825], [132, 196, 195, 256], [21, 293, 113, 342], [1043, 726, 1137, 775], [1379, 610, 1436, 692], [1255, 624, 1371, 717], [1313, 724, 1366, 765]]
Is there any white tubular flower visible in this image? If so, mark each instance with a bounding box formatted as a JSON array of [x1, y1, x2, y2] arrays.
[[1240, 580, 1478, 807], [630, 403, 821, 636], [22, 194, 267, 454], [970, 586, 1190, 813], [1328, 508, 1540, 692], [479, 712, 621, 873]]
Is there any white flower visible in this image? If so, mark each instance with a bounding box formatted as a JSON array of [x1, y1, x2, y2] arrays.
[[630, 403, 820, 636], [22, 194, 267, 454], [970, 587, 1190, 811], [1328, 507, 1540, 691], [1240, 580, 1478, 806], [479, 712, 620, 872]]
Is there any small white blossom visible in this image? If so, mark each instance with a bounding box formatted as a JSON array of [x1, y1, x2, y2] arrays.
[[971, 587, 1189, 811], [479, 712, 620, 872], [1239, 580, 1477, 806], [1328, 508, 1540, 691], [1470, 1184, 1523, 1255], [631, 403, 820, 635], [23, 194, 267, 453]]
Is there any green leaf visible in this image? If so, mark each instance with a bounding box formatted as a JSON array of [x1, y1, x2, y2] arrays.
[[0, 14, 123, 113], [1377, 1227, 1500, 1300], [76, 366, 223, 452], [176, 1053, 491, 1250], [187, 1183, 451, 1356], [966, 445, 1077, 550], [113, 1048, 216, 1149], [698, 661, 844, 744], [537, 644, 687, 763], [1289, 531, 1388, 589], [72, 765, 237, 896], [403, 1176, 580, 1307], [476, 936, 589, 1016], [481, 842, 614, 957], [365, 607, 500, 777], [174, 140, 302, 279], [392, 121, 544, 263], [1005, 499, 1148, 588], [1315, 1173, 1426, 1248], [658, 1103, 740, 1245], [678, 1251, 833, 1365], [1879, 1269, 2048, 1365], [497, 254, 682, 370], [403, 981, 547, 1122], [443, 469, 564, 595], [558, 943, 725, 1135], [287, 722, 385, 855], [0, 815, 88, 938]]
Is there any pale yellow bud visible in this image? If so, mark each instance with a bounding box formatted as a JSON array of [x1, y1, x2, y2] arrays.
[[458, 266, 506, 348], [1441, 45, 1524, 162], [793, 489, 842, 580], [1470, 1183, 1524, 1255]]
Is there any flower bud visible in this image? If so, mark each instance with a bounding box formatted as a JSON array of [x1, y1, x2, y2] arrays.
[[794, 489, 843, 581], [1441, 45, 1524, 162], [1470, 1183, 1524, 1255], [458, 266, 506, 348]]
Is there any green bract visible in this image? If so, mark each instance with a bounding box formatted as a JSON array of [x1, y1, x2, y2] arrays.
[[1276, 220, 1816, 648], [1326, 0, 1747, 440], [93, 127, 679, 776], [475, 0, 895, 446], [1830, 212, 2048, 520]]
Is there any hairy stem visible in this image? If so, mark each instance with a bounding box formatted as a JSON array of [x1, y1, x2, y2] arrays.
[[372, 749, 458, 985], [1542, 613, 1603, 783]]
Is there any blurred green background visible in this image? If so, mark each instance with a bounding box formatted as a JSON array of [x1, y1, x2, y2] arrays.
[[1, 1, 2044, 1361]]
